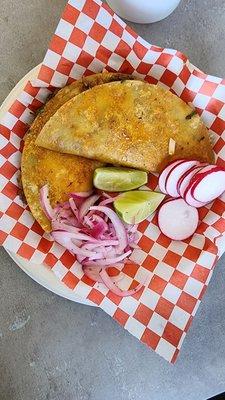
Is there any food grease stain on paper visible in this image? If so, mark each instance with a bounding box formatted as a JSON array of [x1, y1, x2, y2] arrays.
[[8, 313, 30, 332]]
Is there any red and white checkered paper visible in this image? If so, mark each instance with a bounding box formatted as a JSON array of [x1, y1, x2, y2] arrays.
[[1, 0, 225, 362]]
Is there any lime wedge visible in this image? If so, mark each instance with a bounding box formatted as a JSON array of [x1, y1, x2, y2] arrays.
[[93, 167, 148, 192], [114, 190, 165, 224]]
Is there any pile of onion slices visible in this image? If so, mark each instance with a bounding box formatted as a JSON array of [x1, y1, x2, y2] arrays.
[[40, 185, 143, 297]]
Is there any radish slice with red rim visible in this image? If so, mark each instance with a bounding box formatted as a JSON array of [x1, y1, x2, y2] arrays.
[[190, 166, 225, 203], [184, 184, 208, 208], [158, 198, 199, 240], [165, 160, 199, 197], [158, 159, 184, 194], [178, 164, 207, 198], [161, 197, 175, 205]]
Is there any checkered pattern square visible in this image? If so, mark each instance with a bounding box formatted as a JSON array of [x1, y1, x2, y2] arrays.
[[1, 0, 225, 363]]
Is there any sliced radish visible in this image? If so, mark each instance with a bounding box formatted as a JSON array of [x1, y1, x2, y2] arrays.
[[162, 197, 174, 204], [189, 165, 218, 188], [158, 159, 184, 194], [184, 184, 208, 208], [178, 163, 207, 198], [158, 198, 199, 240], [165, 160, 199, 197], [190, 166, 225, 203]]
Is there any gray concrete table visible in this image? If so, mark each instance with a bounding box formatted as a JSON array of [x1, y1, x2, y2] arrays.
[[1, 1, 225, 399]]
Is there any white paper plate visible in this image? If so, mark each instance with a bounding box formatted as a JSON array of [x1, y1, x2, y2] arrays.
[[0, 65, 94, 305]]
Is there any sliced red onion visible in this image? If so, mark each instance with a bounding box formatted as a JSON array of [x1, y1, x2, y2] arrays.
[[82, 240, 119, 250], [70, 192, 93, 209], [77, 254, 86, 264], [71, 242, 100, 258], [90, 206, 128, 253], [98, 239, 119, 247], [82, 266, 123, 284], [69, 197, 78, 217], [56, 209, 71, 219], [111, 262, 124, 269], [99, 197, 118, 206], [40, 185, 55, 220], [108, 222, 116, 236], [107, 230, 117, 239], [103, 192, 112, 198], [79, 195, 100, 221], [95, 244, 108, 253], [60, 216, 78, 226], [83, 250, 132, 267], [83, 216, 94, 229], [105, 247, 117, 258], [83, 244, 116, 260], [52, 229, 98, 243], [51, 230, 82, 251], [82, 266, 103, 283], [86, 252, 104, 261], [124, 244, 131, 252], [99, 269, 143, 297], [54, 202, 78, 226], [54, 201, 70, 212], [71, 190, 93, 199], [57, 210, 70, 218], [40, 185, 141, 296], [88, 215, 108, 239], [124, 259, 137, 265], [129, 243, 139, 249], [92, 214, 108, 229], [127, 224, 138, 233], [51, 220, 80, 233]]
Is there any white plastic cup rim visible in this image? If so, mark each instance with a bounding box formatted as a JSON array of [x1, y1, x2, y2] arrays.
[[106, 0, 181, 24]]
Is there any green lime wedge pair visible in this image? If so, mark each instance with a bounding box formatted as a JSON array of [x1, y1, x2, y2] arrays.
[[93, 167, 165, 224]]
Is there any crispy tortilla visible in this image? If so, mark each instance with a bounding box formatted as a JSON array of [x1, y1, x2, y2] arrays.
[[36, 80, 214, 173], [21, 73, 135, 232]]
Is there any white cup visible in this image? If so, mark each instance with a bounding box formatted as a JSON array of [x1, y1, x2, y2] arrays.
[[106, 0, 181, 24]]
